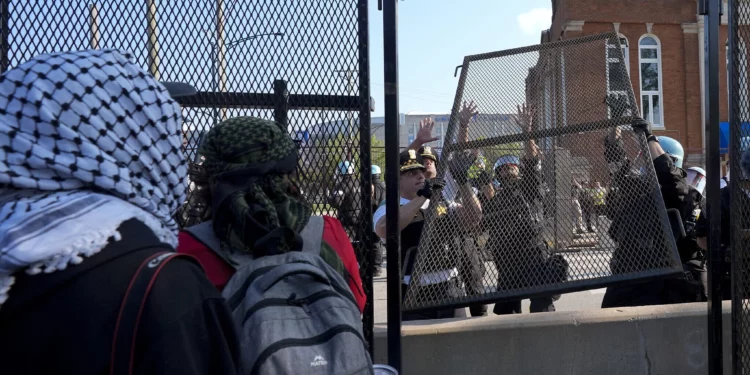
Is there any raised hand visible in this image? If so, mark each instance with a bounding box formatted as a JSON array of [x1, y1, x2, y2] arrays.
[[458, 100, 479, 128], [517, 103, 535, 133], [517, 103, 540, 157], [415, 117, 439, 145]]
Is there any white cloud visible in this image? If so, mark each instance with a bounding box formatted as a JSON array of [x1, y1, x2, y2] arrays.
[[517, 8, 553, 36]]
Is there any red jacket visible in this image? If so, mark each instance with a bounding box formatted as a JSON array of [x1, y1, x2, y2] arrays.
[[177, 216, 366, 313]]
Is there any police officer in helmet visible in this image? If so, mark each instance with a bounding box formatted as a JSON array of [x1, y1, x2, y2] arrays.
[[600, 120, 691, 308], [329, 160, 365, 263], [484, 125, 565, 314], [656, 136, 708, 303]]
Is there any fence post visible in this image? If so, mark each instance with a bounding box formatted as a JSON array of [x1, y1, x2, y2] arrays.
[[356, 0, 375, 357], [383, 0, 402, 371], [274, 79, 289, 127], [1, 0, 8, 72], [702, 0, 724, 374]]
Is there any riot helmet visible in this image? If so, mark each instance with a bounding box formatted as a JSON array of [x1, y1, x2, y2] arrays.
[[686, 166, 706, 194], [658, 136, 684, 168]]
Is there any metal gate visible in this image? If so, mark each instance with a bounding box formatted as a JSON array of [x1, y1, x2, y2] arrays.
[[729, 0, 750, 373], [2, 0, 375, 350], [403, 33, 684, 313]]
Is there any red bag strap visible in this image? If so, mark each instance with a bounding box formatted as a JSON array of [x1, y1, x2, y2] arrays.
[[109, 252, 198, 375]]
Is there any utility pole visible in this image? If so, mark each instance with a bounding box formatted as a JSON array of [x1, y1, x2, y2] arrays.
[[89, 3, 100, 49], [216, 0, 227, 121], [146, 0, 159, 79]]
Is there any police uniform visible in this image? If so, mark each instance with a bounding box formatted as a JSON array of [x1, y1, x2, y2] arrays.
[[663, 186, 707, 303], [329, 166, 365, 265], [371, 172, 386, 274], [696, 184, 750, 300], [485, 156, 563, 314], [373, 150, 462, 321], [421, 146, 488, 316], [601, 139, 690, 308]]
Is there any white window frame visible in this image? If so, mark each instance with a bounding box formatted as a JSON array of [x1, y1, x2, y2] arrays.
[[638, 34, 665, 129], [606, 34, 631, 118]]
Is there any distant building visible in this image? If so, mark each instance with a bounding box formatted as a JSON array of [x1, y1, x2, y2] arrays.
[[370, 112, 520, 151], [545, 0, 731, 170]]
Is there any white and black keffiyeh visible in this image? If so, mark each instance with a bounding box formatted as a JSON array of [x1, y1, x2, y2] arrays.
[[0, 49, 187, 306]]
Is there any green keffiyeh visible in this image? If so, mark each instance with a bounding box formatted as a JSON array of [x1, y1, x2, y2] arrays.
[[200, 117, 345, 274]]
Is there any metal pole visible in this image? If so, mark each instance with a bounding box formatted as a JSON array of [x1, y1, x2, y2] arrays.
[[702, 0, 724, 373], [89, 3, 100, 50], [216, 0, 227, 121], [356, 0, 375, 356], [347, 70, 354, 161], [383, 0, 402, 371], [0, 0, 7, 72], [728, 1, 742, 372], [273, 79, 289, 128], [146, 0, 160, 80]]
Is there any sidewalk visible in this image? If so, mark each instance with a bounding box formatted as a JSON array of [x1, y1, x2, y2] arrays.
[[372, 267, 604, 323]]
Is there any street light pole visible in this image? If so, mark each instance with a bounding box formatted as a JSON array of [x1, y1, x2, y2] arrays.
[[204, 21, 283, 124]]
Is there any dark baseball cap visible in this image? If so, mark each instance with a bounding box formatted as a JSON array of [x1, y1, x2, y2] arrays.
[[160, 81, 198, 98]]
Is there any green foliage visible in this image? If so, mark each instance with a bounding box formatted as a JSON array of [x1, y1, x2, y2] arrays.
[[475, 137, 524, 173], [370, 135, 386, 179]]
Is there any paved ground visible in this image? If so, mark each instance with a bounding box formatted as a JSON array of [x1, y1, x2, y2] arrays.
[[372, 248, 610, 323]]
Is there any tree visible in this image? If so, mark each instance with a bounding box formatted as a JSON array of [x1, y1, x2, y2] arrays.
[[475, 137, 524, 173], [370, 135, 386, 179]]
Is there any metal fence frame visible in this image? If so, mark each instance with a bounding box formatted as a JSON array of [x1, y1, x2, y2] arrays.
[[729, 1, 749, 374], [1, 0, 375, 355], [399, 32, 683, 314]]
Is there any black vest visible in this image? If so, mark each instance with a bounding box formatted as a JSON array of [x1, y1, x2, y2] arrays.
[[401, 208, 425, 278]]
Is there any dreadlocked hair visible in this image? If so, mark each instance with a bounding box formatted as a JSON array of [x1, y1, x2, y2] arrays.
[[183, 162, 212, 226]]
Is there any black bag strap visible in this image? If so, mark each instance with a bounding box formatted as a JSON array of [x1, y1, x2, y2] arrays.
[[109, 252, 198, 375]]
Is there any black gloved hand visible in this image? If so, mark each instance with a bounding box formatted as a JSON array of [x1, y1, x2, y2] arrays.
[[631, 117, 655, 140], [449, 151, 475, 185], [417, 177, 446, 200]]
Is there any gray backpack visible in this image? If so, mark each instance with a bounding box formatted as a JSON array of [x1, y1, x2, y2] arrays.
[[188, 217, 373, 375]]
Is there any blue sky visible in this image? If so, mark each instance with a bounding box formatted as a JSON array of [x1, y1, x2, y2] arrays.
[[367, 0, 553, 117], [8, 0, 553, 130]]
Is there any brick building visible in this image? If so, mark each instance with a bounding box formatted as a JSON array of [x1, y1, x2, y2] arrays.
[[543, 0, 731, 167]]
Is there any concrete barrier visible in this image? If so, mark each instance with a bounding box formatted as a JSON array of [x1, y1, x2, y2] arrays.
[[373, 301, 732, 375]]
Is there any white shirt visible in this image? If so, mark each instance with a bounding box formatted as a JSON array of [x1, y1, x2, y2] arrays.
[[372, 196, 459, 285], [372, 196, 429, 232]]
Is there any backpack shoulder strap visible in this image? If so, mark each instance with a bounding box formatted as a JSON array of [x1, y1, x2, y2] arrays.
[[300, 216, 325, 254], [110, 252, 198, 375], [183, 221, 221, 252]]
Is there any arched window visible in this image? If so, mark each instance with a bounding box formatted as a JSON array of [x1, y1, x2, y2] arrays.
[[639, 35, 664, 128]]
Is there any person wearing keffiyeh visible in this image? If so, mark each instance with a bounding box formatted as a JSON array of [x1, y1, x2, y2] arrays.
[[0, 49, 241, 374], [177, 116, 366, 312]]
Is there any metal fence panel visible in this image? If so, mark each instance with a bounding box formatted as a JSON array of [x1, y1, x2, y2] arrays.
[[5, 0, 375, 349], [729, 1, 750, 373], [403, 33, 683, 312]]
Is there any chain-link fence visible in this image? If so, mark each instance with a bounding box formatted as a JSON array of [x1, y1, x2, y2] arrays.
[[402, 32, 684, 312], [729, 1, 750, 372], [2, 0, 375, 349]]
